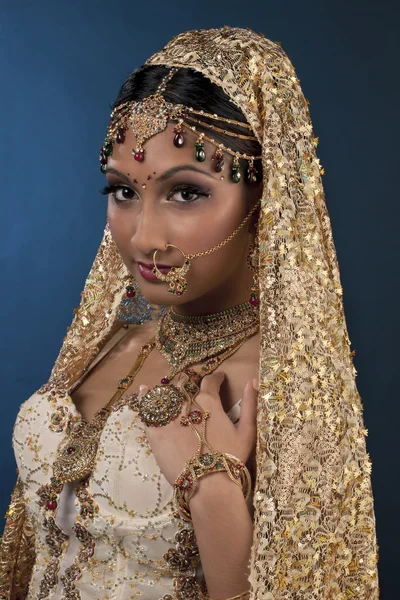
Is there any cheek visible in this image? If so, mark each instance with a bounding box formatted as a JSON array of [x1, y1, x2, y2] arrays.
[[107, 204, 132, 249], [171, 201, 246, 256], [187, 228, 248, 286]]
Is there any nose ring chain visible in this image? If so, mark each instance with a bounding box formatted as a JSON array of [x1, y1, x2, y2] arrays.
[[152, 200, 261, 296]]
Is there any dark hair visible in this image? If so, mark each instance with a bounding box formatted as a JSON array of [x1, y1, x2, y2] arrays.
[[111, 65, 263, 183]]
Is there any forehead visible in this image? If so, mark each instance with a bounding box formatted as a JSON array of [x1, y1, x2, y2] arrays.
[[107, 122, 220, 176]]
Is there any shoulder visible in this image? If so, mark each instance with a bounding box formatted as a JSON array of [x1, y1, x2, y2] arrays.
[[120, 319, 158, 349], [12, 390, 50, 442]]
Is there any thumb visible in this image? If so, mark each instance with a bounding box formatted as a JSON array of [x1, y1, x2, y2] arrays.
[[138, 384, 149, 399], [236, 378, 258, 440], [199, 371, 225, 396]]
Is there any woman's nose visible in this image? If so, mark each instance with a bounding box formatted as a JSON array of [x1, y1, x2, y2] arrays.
[[131, 202, 167, 256]]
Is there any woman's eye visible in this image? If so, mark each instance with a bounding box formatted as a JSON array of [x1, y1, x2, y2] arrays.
[[168, 186, 210, 203], [100, 185, 136, 204], [100, 184, 210, 205]]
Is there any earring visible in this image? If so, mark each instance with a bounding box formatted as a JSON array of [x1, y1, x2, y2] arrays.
[[117, 274, 139, 322], [153, 245, 191, 296], [117, 274, 167, 323], [246, 238, 259, 308]]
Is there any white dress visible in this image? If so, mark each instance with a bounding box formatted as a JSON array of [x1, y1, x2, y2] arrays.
[[13, 324, 249, 600]]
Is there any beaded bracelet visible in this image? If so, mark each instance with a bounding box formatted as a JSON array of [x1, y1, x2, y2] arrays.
[[173, 451, 251, 522]]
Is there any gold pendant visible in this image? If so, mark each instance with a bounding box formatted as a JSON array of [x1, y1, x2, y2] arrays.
[[52, 409, 108, 483], [53, 437, 100, 483], [138, 384, 186, 427]]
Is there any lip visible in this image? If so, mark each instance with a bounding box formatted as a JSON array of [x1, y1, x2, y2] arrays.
[[137, 261, 172, 281]]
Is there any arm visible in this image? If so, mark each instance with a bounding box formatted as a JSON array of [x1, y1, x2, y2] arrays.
[[142, 374, 258, 600], [190, 472, 253, 599]]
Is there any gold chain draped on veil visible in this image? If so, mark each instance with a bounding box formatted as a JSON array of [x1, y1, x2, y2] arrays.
[[1, 26, 379, 599]]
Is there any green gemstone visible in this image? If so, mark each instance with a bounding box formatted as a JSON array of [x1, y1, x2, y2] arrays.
[[195, 148, 206, 162], [100, 164, 107, 173], [199, 453, 214, 466], [232, 169, 241, 183], [104, 140, 113, 156]]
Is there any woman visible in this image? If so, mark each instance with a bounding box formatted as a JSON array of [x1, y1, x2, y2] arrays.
[[0, 27, 379, 600]]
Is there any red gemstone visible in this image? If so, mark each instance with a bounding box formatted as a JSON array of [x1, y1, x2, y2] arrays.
[[116, 127, 126, 144], [134, 150, 144, 162], [126, 288, 136, 298], [99, 149, 108, 165], [249, 295, 259, 307], [66, 446, 75, 455], [189, 410, 202, 424], [215, 158, 224, 173], [161, 377, 169, 384], [47, 500, 57, 511], [173, 133, 184, 148], [177, 476, 193, 491]]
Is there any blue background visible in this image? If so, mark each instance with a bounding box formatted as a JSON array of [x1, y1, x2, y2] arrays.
[[1, 0, 398, 595]]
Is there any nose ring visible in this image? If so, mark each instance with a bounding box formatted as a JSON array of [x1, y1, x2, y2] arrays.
[[152, 244, 191, 296]]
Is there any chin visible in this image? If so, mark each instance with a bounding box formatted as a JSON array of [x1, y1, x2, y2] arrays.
[[137, 284, 179, 307]]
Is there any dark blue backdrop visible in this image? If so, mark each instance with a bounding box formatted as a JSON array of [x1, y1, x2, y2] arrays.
[[1, 0, 398, 596]]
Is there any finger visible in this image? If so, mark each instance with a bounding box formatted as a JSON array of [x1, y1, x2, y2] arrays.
[[236, 378, 258, 442], [138, 384, 149, 399], [199, 371, 225, 396]]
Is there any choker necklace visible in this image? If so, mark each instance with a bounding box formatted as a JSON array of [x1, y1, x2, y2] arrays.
[[156, 301, 259, 376]]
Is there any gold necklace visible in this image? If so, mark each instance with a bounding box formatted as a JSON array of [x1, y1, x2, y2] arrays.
[[139, 327, 256, 428], [51, 303, 259, 484], [156, 302, 259, 376], [52, 338, 156, 483]]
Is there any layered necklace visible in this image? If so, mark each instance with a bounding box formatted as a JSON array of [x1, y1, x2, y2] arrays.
[[50, 301, 259, 485], [156, 301, 259, 376]]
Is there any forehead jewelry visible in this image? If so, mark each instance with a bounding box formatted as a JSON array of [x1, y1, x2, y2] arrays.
[[100, 67, 262, 184]]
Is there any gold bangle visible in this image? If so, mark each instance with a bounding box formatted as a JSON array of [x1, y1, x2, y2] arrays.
[[173, 452, 251, 522]]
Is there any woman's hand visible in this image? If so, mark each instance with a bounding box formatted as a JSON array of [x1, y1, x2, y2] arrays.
[[139, 372, 258, 487]]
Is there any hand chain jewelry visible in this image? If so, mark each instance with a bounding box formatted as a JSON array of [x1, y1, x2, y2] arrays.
[[170, 332, 254, 522]]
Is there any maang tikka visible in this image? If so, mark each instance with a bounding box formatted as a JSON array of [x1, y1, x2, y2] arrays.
[[99, 67, 262, 184]]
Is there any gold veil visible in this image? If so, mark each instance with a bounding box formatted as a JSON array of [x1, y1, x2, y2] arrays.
[[1, 27, 379, 599]]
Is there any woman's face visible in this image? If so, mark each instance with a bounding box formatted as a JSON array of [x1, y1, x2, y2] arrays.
[[105, 123, 261, 314]]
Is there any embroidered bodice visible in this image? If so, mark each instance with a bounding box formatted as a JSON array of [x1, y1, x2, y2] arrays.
[[13, 324, 249, 600]]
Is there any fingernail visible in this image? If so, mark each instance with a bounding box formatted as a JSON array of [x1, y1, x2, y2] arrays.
[[252, 377, 259, 391]]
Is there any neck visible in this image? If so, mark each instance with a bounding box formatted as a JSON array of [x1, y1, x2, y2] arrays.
[[171, 268, 254, 317]]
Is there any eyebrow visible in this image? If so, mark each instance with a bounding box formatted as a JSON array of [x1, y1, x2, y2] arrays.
[[105, 165, 217, 184]]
